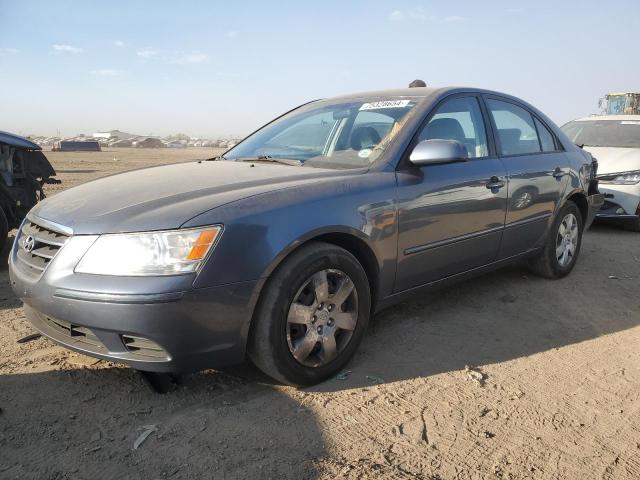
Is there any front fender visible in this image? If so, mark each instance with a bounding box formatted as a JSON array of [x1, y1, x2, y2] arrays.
[[256, 224, 380, 281], [184, 172, 399, 297]]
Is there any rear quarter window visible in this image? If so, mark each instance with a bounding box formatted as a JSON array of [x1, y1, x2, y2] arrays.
[[534, 118, 557, 152]]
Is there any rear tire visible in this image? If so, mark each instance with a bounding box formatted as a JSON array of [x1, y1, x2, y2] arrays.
[[528, 200, 583, 279], [248, 242, 371, 386]]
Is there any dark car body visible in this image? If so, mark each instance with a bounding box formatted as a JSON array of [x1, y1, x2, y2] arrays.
[[9, 87, 602, 373], [0, 131, 59, 248]]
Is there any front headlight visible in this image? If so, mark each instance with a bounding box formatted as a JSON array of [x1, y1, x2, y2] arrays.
[[75, 226, 222, 276], [599, 171, 640, 185]]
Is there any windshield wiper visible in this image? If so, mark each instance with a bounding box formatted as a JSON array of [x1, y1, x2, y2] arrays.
[[235, 155, 302, 166], [205, 155, 226, 161]]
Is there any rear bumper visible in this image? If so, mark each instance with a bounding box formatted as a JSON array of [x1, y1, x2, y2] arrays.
[[10, 256, 262, 372]]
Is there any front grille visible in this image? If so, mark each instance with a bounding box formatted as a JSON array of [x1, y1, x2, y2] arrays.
[[121, 335, 169, 359], [598, 199, 625, 215], [38, 315, 169, 361], [16, 219, 70, 275], [43, 316, 107, 352]]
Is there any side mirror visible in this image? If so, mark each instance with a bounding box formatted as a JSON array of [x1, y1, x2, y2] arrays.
[[409, 139, 468, 166]]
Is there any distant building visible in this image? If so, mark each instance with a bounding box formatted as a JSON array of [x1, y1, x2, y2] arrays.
[[135, 137, 165, 148], [109, 139, 133, 147], [92, 130, 139, 140]]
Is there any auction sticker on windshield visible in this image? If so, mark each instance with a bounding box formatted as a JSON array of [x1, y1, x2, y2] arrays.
[[359, 100, 411, 110]]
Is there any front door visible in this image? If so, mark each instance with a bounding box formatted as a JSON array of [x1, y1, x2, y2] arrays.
[[395, 95, 508, 292], [484, 97, 570, 258]]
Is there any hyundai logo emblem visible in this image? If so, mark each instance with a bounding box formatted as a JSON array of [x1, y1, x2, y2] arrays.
[[23, 235, 35, 253]]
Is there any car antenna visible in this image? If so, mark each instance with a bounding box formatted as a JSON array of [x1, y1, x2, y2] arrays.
[[409, 79, 427, 88]]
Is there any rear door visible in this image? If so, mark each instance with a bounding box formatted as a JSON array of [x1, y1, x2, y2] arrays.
[[395, 95, 508, 291], [484, 97, 569, 258]]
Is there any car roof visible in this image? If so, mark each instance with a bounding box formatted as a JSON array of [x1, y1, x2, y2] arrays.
[[328, 86, 441, 100], [569, 114, 640, 122], [0, 130, 41, 150], [324, 86, 534, 104]]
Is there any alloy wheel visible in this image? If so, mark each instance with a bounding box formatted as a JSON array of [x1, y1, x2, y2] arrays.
[[556, 213, 579, 267], [286, 269, 358, 367]]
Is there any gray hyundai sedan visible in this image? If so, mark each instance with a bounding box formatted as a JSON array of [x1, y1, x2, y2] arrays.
[[9, 87, 603, 385]]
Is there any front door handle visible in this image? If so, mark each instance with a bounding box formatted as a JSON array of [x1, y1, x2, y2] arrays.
[[552, 167, 565, 179], [486, 176, 505, 190]]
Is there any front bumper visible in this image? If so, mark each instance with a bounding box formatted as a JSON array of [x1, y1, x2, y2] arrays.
[[9, 221, 262, 372], [596, 184, 640, 221], [13, 282, 260, 372]]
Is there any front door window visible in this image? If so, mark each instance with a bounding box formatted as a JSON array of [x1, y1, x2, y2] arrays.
[[418, 96, 489, 158]]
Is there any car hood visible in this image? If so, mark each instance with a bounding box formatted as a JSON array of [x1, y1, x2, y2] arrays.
[[583, 146, 640, 175], [32, 160, 349, 234]]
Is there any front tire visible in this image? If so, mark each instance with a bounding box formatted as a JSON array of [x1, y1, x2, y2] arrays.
[[528, 200, 583, 279], [248, 242, 371, 386]]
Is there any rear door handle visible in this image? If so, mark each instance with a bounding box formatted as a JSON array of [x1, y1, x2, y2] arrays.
[[486, 176, 505, 190]]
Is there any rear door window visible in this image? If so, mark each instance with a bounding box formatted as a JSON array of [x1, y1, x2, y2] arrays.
[[487, 99, 541, 156]]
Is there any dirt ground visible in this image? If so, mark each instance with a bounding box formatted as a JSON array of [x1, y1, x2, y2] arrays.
[[1, 148, 639, 480]]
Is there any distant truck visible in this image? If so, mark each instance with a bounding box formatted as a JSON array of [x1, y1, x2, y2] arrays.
[[0, 131, 60, 251], [52, 140, 101, 152], [599, 92, 640, 115]]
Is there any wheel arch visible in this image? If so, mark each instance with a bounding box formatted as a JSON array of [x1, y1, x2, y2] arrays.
[[259, 226, 381, 309], [245, 227, 381, 360], [565, 189, 588, 227], [308, 232, 380, 308]]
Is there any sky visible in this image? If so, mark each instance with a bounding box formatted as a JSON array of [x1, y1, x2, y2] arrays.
[[1, 0, 639, 138]]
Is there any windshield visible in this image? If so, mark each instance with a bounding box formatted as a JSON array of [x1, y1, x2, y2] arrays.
[[562, 119, 640, 148], [224, 98, 420, 169], [606, 96, 628, 115]]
